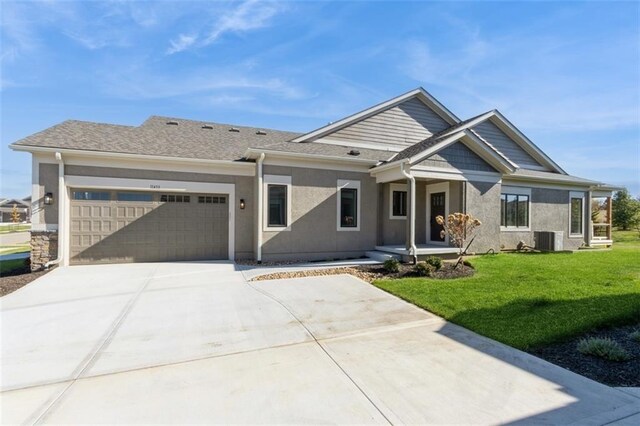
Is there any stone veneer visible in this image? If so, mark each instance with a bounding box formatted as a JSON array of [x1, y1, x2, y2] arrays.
[[30, 231, 58, 271]]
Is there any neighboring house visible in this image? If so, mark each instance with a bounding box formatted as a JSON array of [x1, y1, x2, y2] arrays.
[[10, 88, 616, 269], [0, 197, 30, 223]]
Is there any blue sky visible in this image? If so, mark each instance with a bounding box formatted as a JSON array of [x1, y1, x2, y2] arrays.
[[1, 0, 639, 198]]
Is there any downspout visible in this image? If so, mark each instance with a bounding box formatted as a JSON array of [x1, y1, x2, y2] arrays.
[[45, 152, 65, 269], [256, 153, 266, 264], [400, 162, 417, 264]]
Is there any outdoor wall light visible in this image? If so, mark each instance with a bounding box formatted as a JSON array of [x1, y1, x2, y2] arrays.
[[44, 192, 54, 205], [239, 199, 246, 210]]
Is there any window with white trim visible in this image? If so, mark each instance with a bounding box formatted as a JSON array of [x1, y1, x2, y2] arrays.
[[389, 183, 407, 219], [337, 180, 361, 231], [500, 187, 531, 230], [263, 175, 291, 231], [570, 191, 584, 237]]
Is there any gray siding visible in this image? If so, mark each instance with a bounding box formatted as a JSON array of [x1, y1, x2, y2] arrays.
[[417, 142, 497, 172], [472, 121, 545, 170], [499, 187, 587, 251], [39, 163, 59, 225], [64, 165, 255, 259], [325, 98, 450, 149], [261, 165, 377, 261]]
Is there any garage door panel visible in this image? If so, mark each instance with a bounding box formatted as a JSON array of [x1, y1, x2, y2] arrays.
[[70, 191, 229, 265]]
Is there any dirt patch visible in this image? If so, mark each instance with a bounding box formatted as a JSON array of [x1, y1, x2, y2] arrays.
[[531, 322, 640, 387], [250, 263, 474, 283], [0, 261, 50, 297]]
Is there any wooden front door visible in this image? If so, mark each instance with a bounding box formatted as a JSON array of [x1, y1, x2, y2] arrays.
[[430, 192, 446, 242]]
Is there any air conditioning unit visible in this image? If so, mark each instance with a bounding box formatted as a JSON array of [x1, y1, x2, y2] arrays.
[[534, 231, 564, 252]]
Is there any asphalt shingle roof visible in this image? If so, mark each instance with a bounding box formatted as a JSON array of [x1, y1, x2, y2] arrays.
[[12, 116, 397, 162]]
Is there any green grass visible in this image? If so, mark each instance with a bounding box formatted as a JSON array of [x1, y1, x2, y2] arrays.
[[374, 233, 640, 350], [0, 258, 29, 275], [0, 224, 31, 234]]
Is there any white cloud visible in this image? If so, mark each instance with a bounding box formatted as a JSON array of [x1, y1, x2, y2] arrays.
[[166, 34, 197, 54], [205, 0, 282, 44], [165, 0, 284, 54]]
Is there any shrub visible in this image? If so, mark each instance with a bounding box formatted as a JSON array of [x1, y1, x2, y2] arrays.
[[630, 330, 640, 343], [383, 258, 400, 273], [414, 262, 435, 277], [577, 337, 631, 362], [424, 256, 443, 271]]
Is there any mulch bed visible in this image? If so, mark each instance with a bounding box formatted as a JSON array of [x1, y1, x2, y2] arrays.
[[0, 261, 50, 297], [531, 322, 640, 387], [250, 262, 474, 283]]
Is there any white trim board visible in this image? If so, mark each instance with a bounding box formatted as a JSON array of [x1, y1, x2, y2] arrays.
[[64, 175, 236, 261], [389, 183, 408, 220], [337, 179, 361, 232], [263, 174, 292, 232]]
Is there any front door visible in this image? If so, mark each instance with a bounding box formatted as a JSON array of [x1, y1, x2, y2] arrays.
[[430, 192, 446, 242]]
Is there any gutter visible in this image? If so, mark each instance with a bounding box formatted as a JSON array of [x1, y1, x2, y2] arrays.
[[243, 148, 380, 166], [400, 162, 417, 264], [45, 152, 65, 269], [256, 153, 266, 264]]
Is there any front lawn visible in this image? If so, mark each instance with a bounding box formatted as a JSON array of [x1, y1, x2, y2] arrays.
[[374, 234, 640, 350], [0, 224, 31, 234]]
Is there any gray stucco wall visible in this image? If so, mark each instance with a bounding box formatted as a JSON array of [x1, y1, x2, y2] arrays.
[[64, 165, 255, 259], [465, 180, 501, 253], [261, 165, 377, 261], [380, 181, 407, 245], [499, 187, 587, 251], [37, 163, 60, 225]]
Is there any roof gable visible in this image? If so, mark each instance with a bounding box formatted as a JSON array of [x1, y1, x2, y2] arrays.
[[291, 87, 459, 144], [417, 142, 498, 173], [471, 120, 546, 170], [0, 198, 30, 208]]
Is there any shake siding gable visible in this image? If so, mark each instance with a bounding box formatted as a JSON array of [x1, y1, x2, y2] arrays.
[[326, 98, 451, 148], [417, 142, 497, 172], [472, 120, 546, 170]]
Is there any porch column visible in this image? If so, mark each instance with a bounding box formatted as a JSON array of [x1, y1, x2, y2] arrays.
[[401, 163, 417, 263], [586, 190, 593, 246]]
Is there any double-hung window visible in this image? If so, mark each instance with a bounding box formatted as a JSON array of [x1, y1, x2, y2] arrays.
[[337, 180, 361, 231], [569, 192, 585, 237], [500, 187, 530, 230], [390, 183, 407, 219], [263, 175, 291, 231]]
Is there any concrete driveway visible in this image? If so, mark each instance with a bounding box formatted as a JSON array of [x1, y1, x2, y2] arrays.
[[1, 262, 638, 424]]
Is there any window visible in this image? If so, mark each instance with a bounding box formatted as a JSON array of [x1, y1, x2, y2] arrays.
[[198, 196, 225, 204], [268, 185, 287, 227], [500, 187, 530, 229], [570, 192, 584, 237], [263, 175, 291, 231], [117, 192, 153, 202], [160, 194, 190, 203], [337, 180, 361, 231], [389, 183, 407, 219], [72, 191, 110, 201]]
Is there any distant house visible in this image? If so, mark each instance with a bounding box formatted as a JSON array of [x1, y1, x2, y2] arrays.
[[0, 197, 30, 223], [11, 87, 617, 268]]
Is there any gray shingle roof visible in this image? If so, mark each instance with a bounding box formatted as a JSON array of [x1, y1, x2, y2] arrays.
[[12, 115, 398, 163], [507, 169, 600, 185], [12, 116, 303, 161], [252, 141, 395, 162]]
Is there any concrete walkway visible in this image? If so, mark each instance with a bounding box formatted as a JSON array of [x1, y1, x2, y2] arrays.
[[1, 262, 638, 424]]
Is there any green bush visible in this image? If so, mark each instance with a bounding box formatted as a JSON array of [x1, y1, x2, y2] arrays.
[[414, 262, 435, 277], [577, 337, 631, 362], [630, 330, 640, 343], [424, 256, 443, 271], [383, 258, 400, 273]]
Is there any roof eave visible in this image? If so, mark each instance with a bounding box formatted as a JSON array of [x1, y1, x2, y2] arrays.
[[243, 148, 382, 165]]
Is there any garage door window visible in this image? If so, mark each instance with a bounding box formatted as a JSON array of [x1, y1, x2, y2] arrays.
[[160, 195, 190, 203], [117, 193, 153, 202], [72, 191, 110, 201], [198, 196, 226, 204]]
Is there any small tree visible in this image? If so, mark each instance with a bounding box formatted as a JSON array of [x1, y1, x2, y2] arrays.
[[10, 203, 21, 223], [435, 212, 482, 268], [612, 189, 640, 230]]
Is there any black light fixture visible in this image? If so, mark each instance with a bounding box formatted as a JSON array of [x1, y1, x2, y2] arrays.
[[239, 199, 246, 210], [44, 192, 54, 205]]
